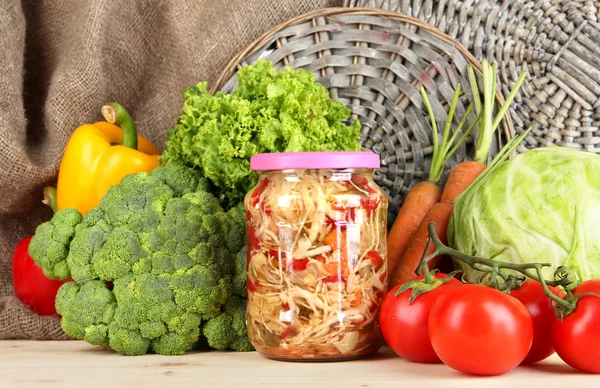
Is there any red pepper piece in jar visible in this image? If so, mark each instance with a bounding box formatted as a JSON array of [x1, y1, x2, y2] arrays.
[[268, 249, 281, 259], [348, 175, 378, 194], [247, 227, 260, 250], [250, 178, 270, 208], [315, 254, 327, 263], [346, 176, 381, 217], [325, 215, 348, 231], [360, 196, 380, 217], [287, 258, 309, 271], [365, 250, 383, 270], [280, 327, 296, 339], [247, 278, 259, 292], [322, 275, 341, 283], [329, 194, 361, 223], [261, 204, 273, 216]]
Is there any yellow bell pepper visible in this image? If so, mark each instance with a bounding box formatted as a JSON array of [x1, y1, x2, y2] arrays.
[[56, 102, 160, 215]]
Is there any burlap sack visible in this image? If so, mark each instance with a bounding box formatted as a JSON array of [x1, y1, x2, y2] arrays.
[[0, 0, 344, 340]]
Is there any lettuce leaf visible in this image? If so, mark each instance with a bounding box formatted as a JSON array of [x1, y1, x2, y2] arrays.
[[162, 60, 361, 207]]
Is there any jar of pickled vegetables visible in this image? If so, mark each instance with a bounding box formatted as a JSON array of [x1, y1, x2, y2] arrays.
[[244, 152, 388, 361]]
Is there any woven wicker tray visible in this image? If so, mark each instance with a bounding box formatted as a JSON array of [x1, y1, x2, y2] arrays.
[[346, 0, 600, 153], [212, 8, 513, 224]]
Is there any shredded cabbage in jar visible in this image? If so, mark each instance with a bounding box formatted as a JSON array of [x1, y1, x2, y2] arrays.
[[245, 170, 387, 359]]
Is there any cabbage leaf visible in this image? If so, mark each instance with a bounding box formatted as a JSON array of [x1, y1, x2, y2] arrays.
[[449, 146, 600, 282]]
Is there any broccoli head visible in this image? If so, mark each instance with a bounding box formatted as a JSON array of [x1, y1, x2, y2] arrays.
[[29, 162, 253, 356]]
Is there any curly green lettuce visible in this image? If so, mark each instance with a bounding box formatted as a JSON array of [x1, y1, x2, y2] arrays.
[[161, 59, 361, 206]]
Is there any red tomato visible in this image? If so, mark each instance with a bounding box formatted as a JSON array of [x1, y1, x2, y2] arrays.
[[12, 236, 71, 316], [429, 284, 533, 376], [551, 279, 600, 374], [508, 280, 561, 364], [379, 273, 461, 363]]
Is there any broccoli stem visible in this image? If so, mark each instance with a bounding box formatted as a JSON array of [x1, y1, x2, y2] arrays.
[[101, 102, 138, 150]]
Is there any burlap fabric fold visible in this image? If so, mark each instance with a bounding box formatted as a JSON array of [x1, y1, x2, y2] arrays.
[[0, 0, 344, 340]]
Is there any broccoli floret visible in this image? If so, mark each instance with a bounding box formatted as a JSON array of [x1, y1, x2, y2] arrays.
[[55, 280, 116, 347], [202, 296, 253, 352], [232, 246, 248, 298], [29, 162, 250, 356], [29, 208, 82, 280], [220, 204, 247, 253], [108, 272, 200, 355]]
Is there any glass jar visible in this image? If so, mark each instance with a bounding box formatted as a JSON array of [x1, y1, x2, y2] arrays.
[[244, 152, 388, 361]]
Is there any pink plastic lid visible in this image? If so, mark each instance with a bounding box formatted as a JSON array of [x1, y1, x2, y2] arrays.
[[250, 151, 380, 171]]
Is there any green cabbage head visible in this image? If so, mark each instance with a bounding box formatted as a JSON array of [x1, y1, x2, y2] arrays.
[[449, 146, 600, 282]]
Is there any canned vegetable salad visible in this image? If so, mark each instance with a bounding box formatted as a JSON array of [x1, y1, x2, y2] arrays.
[[244, 151, 388, 361]]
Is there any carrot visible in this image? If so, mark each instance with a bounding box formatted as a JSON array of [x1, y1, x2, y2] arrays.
[[386, 181, 441, 276], [386, 84, 477, 277], [323, 229, 346, 250], [389, 60, 529, 288], [351, 290, 363, 307], [391, 163, 485, 287], [389, 201, 454, 287], [440, 161, 487, 202]]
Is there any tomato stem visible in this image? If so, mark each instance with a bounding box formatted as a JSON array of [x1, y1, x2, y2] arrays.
[[418, 238, 435, 284], [424, 222, 576, 312], [533, 265, 575, 314]]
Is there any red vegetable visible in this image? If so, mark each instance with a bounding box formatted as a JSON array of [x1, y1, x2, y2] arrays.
[[12, 236, 71, 316], [509, 279, 561, 364], [429, 284, 533, 376], [364, 250, 383, 270], [552, 279, 600, 374], [247, 279, 259, 292], [288, 258, 308, 272], [379, 273, 461, 363], [250, 178, 269, 208], [246, 226, 259, 264], [280, 327, 296, 339], [349, 175, 377, 194]]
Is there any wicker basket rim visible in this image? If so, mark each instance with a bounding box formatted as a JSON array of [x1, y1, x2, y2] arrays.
[[211, 7, 514, 142]]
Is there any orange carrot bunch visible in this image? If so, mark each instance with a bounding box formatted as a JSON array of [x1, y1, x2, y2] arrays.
[[388, 60, 528, 288], [386, 84, 478, 279]]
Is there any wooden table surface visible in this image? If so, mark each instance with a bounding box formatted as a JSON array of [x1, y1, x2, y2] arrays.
[[1, 340, 598, 388]]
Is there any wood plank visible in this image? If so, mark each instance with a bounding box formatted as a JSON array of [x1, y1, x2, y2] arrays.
[[0, 340, 597, 388]]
